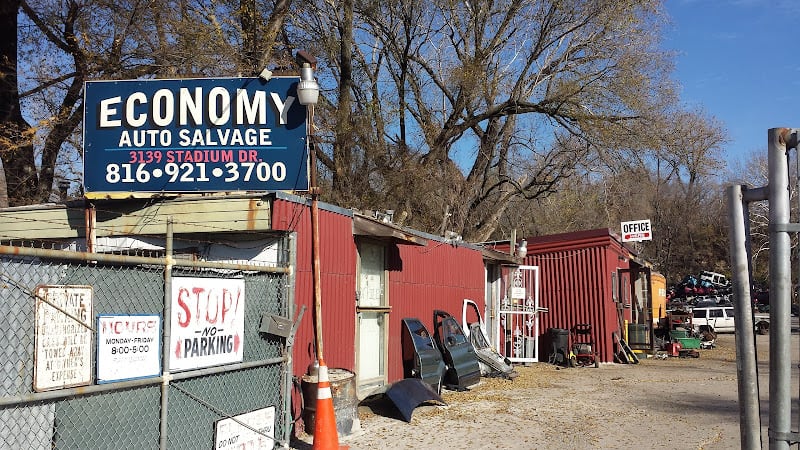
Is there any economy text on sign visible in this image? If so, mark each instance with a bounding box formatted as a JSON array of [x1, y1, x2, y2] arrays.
[[620, 219, 652, 242], [34, 285, 93, 391], [83, 77, 309, 194], [169, 277, 245, 372], [97, 314, 161, 383]]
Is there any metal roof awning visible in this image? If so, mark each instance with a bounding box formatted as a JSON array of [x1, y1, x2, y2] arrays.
[[352, 215, 427, 246], [480, 247, 521, 265]]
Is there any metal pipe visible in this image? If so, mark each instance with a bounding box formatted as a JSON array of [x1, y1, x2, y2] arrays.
[[159, 218, 174, 450], [768, 128, 794, 450], [281, 231, 299, 448], [306, 103, 325, 363], [311, 192, 323, 361], [0, 244, 289, 274], [728, 183, 762, 449], [743, 186, 769, 203], [0, 356, 286, 407], [85, 204, 96, 253]]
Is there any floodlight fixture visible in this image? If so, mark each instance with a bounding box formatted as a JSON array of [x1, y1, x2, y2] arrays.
[[297, 63, 319, 106], [517, 239, 528, 258]]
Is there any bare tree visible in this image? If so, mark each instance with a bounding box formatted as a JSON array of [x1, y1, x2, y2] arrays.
[[296, 0, 683, 240], [5, 0, 733, 280], [520, 107, 729, 281]]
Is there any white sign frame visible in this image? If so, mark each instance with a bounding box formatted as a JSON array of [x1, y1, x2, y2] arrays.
[[97, 314, 162, 383], [34, 285, 94, 392], [621, 219, 652, 242], [169, 277, 245, 372], [215, 406, 275, 450]]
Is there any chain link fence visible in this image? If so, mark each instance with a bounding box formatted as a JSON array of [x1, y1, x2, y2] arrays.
[[0, 232, 295, 450]]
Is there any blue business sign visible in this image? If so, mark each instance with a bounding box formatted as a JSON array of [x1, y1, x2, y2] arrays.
[[83, 77, 309, 194]]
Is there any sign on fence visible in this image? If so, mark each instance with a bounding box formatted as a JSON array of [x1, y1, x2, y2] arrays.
[[214, 406, 275, 450], [96, 314, 161, 383], [34, 285, 94, 391], [83, 77, 310, 194], [169, 277, 245, 371]]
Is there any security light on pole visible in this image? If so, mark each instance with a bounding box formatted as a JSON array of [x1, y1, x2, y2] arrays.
[[297, 61, 326, 362], [297, 63, 319, 106]]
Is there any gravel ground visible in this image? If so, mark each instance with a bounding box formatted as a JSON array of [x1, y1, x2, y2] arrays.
[[293, 332, 797, 450]]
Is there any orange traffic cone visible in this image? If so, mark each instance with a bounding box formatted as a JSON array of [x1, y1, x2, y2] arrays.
[[312, 360, 347, 449]]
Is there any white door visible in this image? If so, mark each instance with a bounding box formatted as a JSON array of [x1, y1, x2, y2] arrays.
[[709, 308, 725, 331], [356, 241, 388, 396], [484, 263, 503, 347], [497, 266, 541, 363]]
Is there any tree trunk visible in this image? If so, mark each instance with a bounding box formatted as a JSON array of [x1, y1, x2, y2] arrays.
[[332, 0, 355, 197], [0, 0, 37, 206]]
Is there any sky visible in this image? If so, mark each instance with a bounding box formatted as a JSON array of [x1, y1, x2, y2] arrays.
[[663, 0, 800, 166]]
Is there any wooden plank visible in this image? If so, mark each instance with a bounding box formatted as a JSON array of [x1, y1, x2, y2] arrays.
[[0, 205, 85, 239], [0, 197, 272, 239]]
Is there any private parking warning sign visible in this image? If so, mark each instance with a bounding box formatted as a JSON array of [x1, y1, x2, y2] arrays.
[[215, 406, 275, 450], [34, 285, 93, 392], [621, 219, 652, 242]]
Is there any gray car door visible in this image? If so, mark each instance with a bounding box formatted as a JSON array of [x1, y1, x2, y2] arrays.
[[401, 318, 445, 393], [433, 310, 481, 390]]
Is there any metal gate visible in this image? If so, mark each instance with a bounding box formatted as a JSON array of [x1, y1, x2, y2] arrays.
[[0, 229, 296, 450], [496, 266, 542, 363]]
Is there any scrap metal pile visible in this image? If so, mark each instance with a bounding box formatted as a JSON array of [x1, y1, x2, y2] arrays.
[[666, 270, 733, 309]]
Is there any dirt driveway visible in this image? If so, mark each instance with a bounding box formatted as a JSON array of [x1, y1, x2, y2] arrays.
[[296, 332, 798, 450]]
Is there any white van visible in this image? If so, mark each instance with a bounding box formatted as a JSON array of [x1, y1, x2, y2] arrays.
[[692, 306, 735, 333]]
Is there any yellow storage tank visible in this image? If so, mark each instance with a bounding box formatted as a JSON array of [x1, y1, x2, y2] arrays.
[[651, 272, 667, 326]]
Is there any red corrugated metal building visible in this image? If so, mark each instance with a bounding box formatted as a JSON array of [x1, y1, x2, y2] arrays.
[[271, 193, 509, 399], [492, 228, 653, 363]]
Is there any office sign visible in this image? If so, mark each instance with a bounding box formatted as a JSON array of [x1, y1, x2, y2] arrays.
[[621, 219, 652, 242], [83, 77, 309, 194]]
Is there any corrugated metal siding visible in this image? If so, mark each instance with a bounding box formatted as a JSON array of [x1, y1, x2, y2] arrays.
[[272, 196, 488, 385], [522, 229, 627, 363], [271, 198, 357, 377], [386, 243, 485, 383]]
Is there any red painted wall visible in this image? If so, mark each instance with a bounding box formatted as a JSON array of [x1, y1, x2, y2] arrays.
[[509, 229, 633, 362], [272, 196, 486, 383], [385, 243, 485, 382], [271, 197, 357, 375]]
